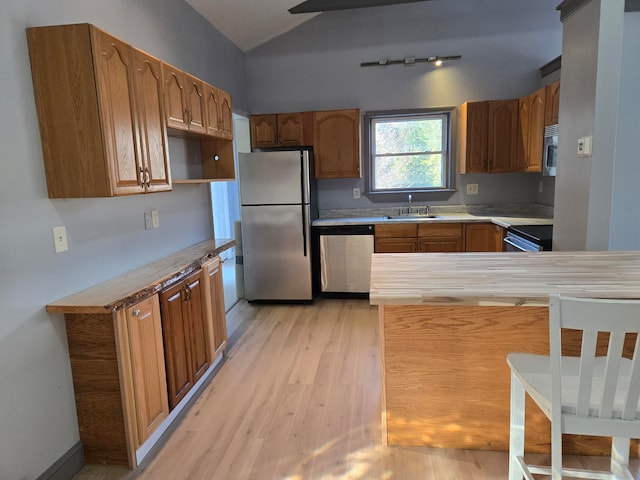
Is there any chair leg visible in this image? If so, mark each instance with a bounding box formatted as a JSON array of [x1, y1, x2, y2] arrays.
[[550, 412, 563, 480], [509, 372, 526, 480], [611, 437, 630, 477]]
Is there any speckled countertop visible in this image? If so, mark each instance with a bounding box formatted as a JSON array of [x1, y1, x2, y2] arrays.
[[313, 212, 552, 228]]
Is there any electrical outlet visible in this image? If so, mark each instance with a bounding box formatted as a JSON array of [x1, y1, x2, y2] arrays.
[[144, 212, 153, 230], [151, 210, 160, 228], [466, 183, 479, 195], [353, 187, 360, 199], [52, 225, 68, 253]]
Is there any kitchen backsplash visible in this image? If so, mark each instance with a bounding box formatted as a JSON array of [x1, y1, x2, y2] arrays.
[[319, 203, 554, 219]]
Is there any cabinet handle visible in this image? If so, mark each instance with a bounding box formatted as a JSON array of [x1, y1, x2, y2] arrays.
[[183, 284, 192, 302], [132, 309, 141, 316], [144, 167, 150, 187], [185, 108, 192, 126], [139, 167, 145, 188]]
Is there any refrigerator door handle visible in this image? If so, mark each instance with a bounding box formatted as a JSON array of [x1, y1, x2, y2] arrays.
[[301, 204, 308, 257]]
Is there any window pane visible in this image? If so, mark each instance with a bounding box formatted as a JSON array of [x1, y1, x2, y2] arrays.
[[374, 118, 443, 155], [374, 154, 443, 190]]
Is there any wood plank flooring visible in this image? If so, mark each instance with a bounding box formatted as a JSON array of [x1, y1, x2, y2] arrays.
[[73, 299, 640, 480]]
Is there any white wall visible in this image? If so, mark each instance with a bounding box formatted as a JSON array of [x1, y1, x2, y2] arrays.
[[0, 1, 247, 478], [610, 11, 640, 249], [553, 1, 638, 250], [245, 0, 563, 211]]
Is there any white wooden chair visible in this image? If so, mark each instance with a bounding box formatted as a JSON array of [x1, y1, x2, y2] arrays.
[[507, 295, 640, 480]]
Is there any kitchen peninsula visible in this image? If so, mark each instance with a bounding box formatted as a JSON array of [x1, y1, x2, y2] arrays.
[[370, 251, 640, 456]]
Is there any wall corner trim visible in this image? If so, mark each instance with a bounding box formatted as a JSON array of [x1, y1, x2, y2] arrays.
[[35, 442, 84, 480], [556, 0, 592, 22]]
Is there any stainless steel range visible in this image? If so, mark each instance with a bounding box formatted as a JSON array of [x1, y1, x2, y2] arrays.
[[504, 224, 553, 252]]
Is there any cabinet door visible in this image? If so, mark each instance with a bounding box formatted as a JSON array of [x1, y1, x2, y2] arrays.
[[545, 80, 560, 126], [184, 73, 206, 134], [160, 281, 193, 409], [125, 296, 169, 446], [204, 83, 222, 138], [183, 272, 209, 384], [464, 223, 505, 252], [375, 237, 418, 253], [487, 100, 518, 173], [527, 88, 545, 173], [203, 257, 228, 359], [218, 90, 234, 140], [459, 101, 489, 173], [278, 112, 305, 146], [92, 28, 144, 195], [418, 237, 463, 253], [162, 64, 188, 131], [313, 109, 361, 179], [516, 97, 530, 172], [251, 114, 278, 149], [132, 49, 171, 192]]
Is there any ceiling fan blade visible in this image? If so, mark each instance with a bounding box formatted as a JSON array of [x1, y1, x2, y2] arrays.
[[289, 0, 431, 14]]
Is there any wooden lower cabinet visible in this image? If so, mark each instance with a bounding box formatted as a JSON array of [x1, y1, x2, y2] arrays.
[[202, 257, 228, 359], [64, 295, 169, 467], [465, 223, 505, 252], [375, 223, 463, 253], [160, 269, 210, 410]]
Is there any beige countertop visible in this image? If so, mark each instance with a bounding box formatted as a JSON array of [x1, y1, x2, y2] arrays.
[[313, 212, 552, 228], [369, 250, 640, 307], [47, 239, 235, 314]]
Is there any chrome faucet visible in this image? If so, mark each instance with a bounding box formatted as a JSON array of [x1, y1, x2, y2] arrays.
[[408, 194, 412, 214]]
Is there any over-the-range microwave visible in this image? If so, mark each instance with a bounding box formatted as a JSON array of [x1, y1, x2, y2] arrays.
[[543, 124, 558, 176]]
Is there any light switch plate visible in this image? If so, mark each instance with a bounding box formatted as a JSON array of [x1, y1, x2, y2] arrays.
[[578, 136, 593, 157], [151, 210, 160, 228], [353, 188, 360, 199], [53, 225, 68, 253], [144, 212, 153, 230]]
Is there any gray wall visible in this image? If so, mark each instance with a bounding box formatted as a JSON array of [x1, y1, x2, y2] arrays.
[[245, 0, 562, 211], [0, 1, 247, 479], [553, 1, 640, 250]]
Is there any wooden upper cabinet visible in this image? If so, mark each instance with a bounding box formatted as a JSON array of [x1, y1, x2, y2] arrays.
[[313, 109, 361, 179], [460, 100, 517, 174], [516, 87, 545, 173], [162, 64, 206, 135], [204, 82, 223, 138], [251, 114, 278, 148], [487, 99, 518, 173], [217, 89, 233, 140], [459, 101, 489, 174], [26, 23, 171, 197], [132, 48, 172, 192], [464, 223, 505, 252], [250, 112, 311, 149], [545, 80, 560, 126]]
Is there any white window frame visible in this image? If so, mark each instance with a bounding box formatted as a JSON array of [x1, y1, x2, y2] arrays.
[[364, 108, 455, 195]]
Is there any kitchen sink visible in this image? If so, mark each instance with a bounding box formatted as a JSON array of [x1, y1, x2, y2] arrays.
[[386, 214, 440, 219]]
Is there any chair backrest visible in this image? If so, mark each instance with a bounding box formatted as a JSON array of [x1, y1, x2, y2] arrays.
[[549, 295, 640, 421]]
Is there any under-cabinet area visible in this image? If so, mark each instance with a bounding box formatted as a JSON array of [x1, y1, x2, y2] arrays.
[[26, 23, 235, 197], [46, 240, 233, 469]]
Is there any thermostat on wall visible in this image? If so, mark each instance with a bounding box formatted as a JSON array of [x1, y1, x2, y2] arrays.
[[577, 136, 593, 157]]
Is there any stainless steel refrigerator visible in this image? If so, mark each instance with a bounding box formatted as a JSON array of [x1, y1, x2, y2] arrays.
[[238, 150, 317, 301]]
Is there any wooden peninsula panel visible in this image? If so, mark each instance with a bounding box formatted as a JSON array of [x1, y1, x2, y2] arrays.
[[371, 251, 640, 456]]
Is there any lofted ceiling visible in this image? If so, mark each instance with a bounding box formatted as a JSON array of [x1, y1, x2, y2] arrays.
[[183, 0, 432, 52]]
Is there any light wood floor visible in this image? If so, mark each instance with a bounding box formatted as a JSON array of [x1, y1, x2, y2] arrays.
[[73, 299, 639, 480]]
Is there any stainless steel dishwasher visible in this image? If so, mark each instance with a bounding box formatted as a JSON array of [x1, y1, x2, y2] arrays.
[[316, 224, 374, 296]]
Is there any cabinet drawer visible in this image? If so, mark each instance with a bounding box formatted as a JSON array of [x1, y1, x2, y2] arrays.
[[375, 223, 417, 238], [417, 223, 462, 237]]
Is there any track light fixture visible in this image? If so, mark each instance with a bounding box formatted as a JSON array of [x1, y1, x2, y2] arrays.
[[360, 55, 461, 68]]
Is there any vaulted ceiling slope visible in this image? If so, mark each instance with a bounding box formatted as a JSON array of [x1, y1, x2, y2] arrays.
[[183, 0, 320, 52], [183, 0, 434, 52]]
